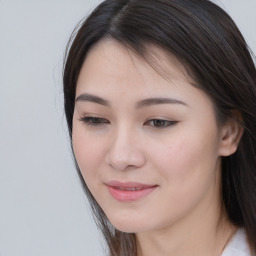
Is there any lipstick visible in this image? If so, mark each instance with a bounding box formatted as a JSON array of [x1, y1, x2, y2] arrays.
[[106, 181, 157, 202]]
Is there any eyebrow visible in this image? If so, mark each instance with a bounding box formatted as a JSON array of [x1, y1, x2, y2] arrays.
[[75, 93, 110, 107], [136, 97, 188, 108], [75, 93, 188, 108]]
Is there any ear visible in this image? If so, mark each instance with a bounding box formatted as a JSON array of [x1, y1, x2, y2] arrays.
[[218, 113, 244, 157]]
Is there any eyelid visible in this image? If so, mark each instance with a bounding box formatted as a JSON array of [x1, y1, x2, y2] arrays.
[[79, 116, 110, 126], [144, 118, 178, 128]]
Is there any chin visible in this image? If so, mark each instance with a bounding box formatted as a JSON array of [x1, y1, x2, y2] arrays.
[[107, 215, 148, 233]]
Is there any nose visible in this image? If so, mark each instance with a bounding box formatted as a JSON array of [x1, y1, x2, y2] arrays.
[[105, 127, 146, 171]]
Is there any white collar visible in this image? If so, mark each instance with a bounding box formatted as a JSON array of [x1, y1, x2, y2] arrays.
[[221, 228, 253, 256]]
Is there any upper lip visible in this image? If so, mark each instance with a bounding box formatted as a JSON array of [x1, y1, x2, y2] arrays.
[[105, 180, 157, 189]]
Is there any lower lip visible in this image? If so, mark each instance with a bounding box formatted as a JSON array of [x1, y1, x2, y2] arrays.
[[107, 186, 157, 202]]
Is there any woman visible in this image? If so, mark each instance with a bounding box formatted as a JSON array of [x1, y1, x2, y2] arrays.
[[63, 0, 256, 255]]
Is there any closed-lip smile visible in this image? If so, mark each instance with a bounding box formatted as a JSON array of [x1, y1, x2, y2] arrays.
[[105, 181, 158, 202]]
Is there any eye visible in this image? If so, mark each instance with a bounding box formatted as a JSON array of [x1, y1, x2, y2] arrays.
[[79, 116, 109, 126], [144, 119, 177, 128]]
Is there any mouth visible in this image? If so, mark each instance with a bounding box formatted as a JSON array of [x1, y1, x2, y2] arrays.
[[105, 181, 158, 202], [114, 187, 145, 191]]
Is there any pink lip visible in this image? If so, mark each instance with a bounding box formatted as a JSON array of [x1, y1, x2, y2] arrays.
[[106, 181, 158, 202]]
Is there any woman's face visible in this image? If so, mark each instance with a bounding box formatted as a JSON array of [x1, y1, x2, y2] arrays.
[[72, 40, 228, 234]]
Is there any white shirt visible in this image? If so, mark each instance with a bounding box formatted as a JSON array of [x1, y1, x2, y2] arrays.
[[222, 229, 254, 256]]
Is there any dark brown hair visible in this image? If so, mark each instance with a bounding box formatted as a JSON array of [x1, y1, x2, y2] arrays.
[[63, 0, 256, 255]]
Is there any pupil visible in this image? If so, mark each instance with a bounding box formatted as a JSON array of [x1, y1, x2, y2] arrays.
[[92, 118, 101, 123], [154, 120, 165, 127]]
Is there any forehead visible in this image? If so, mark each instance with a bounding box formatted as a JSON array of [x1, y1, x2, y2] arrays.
[[76, 39, 194, 95]]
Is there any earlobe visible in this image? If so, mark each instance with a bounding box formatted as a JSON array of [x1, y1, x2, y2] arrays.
[[218, 116, 244, 156]]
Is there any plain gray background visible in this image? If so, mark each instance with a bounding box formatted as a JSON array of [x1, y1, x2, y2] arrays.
[[0, 1, 255, 255]]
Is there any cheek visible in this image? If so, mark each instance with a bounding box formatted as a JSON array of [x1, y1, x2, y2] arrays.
[[150, 129, 220, 192], [144, 135, 221, 225], [72, 125, 104, 183]]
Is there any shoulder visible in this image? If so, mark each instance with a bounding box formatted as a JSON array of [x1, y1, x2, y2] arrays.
[[222, 229, 254, 256]]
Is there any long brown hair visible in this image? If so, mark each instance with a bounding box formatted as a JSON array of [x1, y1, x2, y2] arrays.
[[63, 0, 256, 255]]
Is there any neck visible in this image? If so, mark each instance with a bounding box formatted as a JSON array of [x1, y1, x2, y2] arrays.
[[136, 212, 236, 256]]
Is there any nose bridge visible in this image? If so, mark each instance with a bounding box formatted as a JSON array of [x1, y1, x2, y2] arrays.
[[105, 123, 145, 171]]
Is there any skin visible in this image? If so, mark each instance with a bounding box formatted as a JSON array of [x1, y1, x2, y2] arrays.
[[72, 40, 242, 256]]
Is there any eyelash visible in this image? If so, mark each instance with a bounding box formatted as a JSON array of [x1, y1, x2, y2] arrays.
[[79, 116, 177, 129], [144, 119, 177, 128], [79, 116, 109, 126]]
